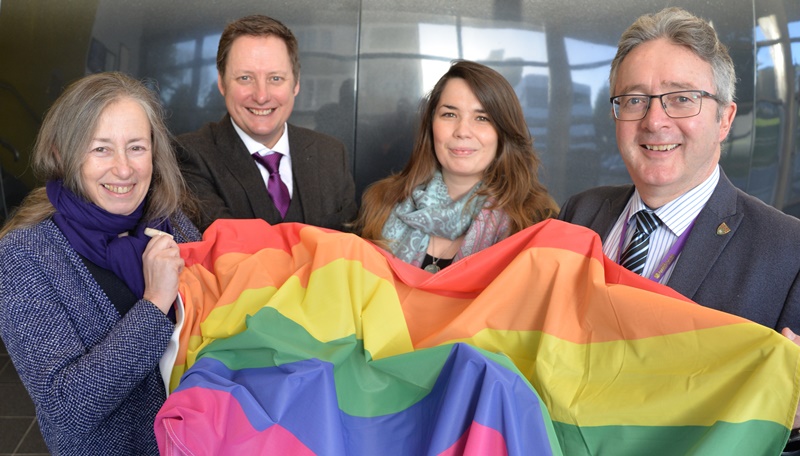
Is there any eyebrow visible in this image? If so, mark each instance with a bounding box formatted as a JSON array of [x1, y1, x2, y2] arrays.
[[439, 103, 487, 113], [617, 82, 697, 94], [91, 137, 150, 144], [232, 69, 288, 76]]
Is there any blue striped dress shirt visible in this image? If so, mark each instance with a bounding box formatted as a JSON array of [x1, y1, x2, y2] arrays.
[[603, 166, 719, 283]]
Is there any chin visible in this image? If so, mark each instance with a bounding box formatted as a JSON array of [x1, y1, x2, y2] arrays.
[[101, 202, 140, 216]]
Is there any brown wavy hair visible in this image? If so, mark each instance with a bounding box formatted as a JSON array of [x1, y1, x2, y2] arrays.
[[1, 72, 192, 238], [216, 14, 300, 84], [354, 60, 558, 242]]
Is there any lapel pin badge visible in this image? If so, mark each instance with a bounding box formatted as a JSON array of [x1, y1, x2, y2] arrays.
[[716, 222, 731, 236]]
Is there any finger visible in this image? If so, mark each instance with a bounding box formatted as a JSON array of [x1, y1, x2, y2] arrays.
[[144, 227, 174, 239], [145, 233, 177, 252]]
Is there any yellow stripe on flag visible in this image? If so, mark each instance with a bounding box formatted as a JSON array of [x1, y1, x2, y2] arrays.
[[446, 323, 799, 428]]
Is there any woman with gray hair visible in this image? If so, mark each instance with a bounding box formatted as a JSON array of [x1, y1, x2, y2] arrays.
[[0, 72, 200, 454]]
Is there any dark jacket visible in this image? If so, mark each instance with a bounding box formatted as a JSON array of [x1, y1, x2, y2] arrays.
[[176, 115, 357, 232], [559, 170, 800, 333]]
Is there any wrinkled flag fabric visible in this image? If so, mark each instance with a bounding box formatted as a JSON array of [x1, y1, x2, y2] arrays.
[[155, 219, 800, 456]]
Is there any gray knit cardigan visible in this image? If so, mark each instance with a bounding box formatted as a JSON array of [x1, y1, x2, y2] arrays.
[[0, 212, 200, 455]]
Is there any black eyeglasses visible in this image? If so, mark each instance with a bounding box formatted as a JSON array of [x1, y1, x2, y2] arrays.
[[610, 90, 720, 121]]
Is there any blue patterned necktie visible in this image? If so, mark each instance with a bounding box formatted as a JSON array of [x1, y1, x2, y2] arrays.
[[253, 152, 290, 218], [620, 210, 661, 275]]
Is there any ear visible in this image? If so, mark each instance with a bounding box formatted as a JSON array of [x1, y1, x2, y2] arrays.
[[51, 146, 63, 164], [718, 101, 737, 142], [293, 78, 300, 97], [217, 73, 225, 97]]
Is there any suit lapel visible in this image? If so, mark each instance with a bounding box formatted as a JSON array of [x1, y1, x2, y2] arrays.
[[219, 116, 280, 221], [286, 124, 318, 223], [666, 171, 741, 299], [594, 187, 633, 242]]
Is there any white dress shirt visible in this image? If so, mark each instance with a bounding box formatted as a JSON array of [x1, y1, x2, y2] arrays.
[[231, 119, 294, 197]]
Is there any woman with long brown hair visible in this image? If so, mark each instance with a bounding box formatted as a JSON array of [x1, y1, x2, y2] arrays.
[[354, 60, 557, 272]]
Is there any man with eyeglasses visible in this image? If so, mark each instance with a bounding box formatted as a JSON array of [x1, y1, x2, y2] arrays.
[[559, 7, 800, 435]]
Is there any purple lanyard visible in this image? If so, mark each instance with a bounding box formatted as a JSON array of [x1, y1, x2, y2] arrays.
[[617, 210, 698, 283]]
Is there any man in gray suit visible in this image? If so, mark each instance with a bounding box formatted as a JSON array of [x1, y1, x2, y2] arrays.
[[560, 8, 800, 346], [559, 7, 800, 436], [177, 15, 357, 232]]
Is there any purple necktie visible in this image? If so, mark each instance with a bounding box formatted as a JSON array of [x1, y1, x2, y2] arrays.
[[253, 152, 290, 218]]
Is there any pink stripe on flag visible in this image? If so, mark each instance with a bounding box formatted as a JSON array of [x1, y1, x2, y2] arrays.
[[156, 387, 315, 456], [441, 421, 509, 456]]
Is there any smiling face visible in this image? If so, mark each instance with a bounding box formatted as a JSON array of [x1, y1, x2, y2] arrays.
[[80, 97, 153, 215], [218, 34, 299, 149], [432, 78, 498, 198], [613, 38, 736, 207]]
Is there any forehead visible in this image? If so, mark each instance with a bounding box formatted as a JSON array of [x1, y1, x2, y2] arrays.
[[614, 38, 715, 94], [226, 35, 292, 71], [97, 97, 149, 126], [437, 78, 482, 107]]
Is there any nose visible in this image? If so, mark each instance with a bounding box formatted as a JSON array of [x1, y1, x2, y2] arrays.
[[453, 118, 472, 138], [641, 96, 670, 128], [113, 152, 133, 178], [253, 80, 270, 104]]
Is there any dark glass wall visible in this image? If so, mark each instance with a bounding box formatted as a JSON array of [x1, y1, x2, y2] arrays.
[[2, 0, 799, 218], [754, 0, 800, 215]]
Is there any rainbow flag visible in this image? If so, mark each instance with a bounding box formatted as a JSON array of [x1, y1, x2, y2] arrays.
[[155, 219, 800, 455]]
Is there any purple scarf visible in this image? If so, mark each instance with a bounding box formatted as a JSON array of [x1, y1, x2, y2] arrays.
[[46, 180, 173, 299]]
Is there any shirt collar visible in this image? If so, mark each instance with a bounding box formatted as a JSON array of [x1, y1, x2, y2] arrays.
[[230, 118, 291, 157], [626, 165, 719, 236]]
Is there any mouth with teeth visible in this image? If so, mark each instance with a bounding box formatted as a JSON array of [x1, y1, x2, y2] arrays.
[[102, 184, 134, 194], [249, 108, 275, 116], [644, 144, 679, 151]]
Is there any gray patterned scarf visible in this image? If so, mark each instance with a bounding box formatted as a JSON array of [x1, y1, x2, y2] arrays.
[[382, 171, 485, 265]]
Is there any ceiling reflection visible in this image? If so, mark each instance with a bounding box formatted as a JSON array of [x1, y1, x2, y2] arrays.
[[3, 0, 800, 215]]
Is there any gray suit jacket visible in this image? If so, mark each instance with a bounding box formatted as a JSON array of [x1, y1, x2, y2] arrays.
[[176, 115, 357, 232], [559, 170, 800, 333]]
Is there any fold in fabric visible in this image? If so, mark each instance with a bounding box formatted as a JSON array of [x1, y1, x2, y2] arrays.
[[161, 342, 553, 455], [156, 219, 800, 456]]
